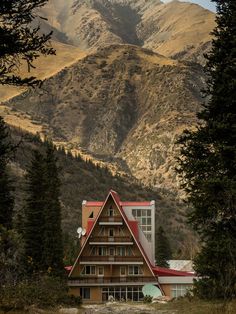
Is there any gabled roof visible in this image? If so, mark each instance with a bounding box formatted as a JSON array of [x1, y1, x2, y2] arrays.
[[84, 201, 153, 207], [69, 190, 156, 278]]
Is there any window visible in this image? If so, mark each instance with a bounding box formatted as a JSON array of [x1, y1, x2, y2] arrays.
[[109, 228, 114, 237], [81, 266, 96, 275], [90, 247, 96, 255], [108, 207, 115, 217], [132, 208, 152, 243], [117, 247, 126, 256], [127, 247, 133, 256], [128, 265, 143, 275], [109, 247, 115, 256], [120, 266, 126, 276], [171, 285, 192, 298], [102, 286, 143, 302], [80, 287, 90, 299], [89, 211, 94, 218], [98, 266, 104, 276], [98, 247, 106, 256]]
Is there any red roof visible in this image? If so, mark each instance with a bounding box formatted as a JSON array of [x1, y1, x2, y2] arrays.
[[127, 220, 139, 240], [85, 201, 152, 207], [153, 266, 195, 277], [86, 219, 95, 235]]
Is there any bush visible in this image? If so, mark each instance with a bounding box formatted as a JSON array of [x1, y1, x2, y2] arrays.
[[143, 295, 153, 303], [0, 276, 81, 310]]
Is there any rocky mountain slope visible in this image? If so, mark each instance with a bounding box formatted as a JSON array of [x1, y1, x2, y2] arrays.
[[0, 41, 86, 102], [8, 45, 205, 192], [39, 0, 215, 63], [10, 127, 190, 253]]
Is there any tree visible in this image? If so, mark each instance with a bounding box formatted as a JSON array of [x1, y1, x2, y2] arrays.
[[42, 141, 64, 276], [24, 150, 46, 274], [177, 1, 236, 299], [155, 226, 172, 268], [0, 117, 14, 229], [23, 143, 64, 277], [0, 0, 54, 86]]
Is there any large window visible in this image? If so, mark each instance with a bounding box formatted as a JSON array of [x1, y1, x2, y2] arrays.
[[171, 285, 192, 298], [81, 265, 96, 275], [102, 286, 143, 302], [80, 287, 90, 299], [128, 265, 143, 275], [132, 209, 152, 243]]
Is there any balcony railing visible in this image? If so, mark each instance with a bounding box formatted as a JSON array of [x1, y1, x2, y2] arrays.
[[89, 236, 133, 243], [68, 276, 158, 285], [80, 256, 143, 262], [99, 216, 123, 223]]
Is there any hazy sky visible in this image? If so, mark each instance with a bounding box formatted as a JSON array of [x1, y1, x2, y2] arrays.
[[163, 0, 216, 12]]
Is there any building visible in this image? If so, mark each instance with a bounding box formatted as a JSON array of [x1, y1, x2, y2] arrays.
[[68, 190, 196, 303]]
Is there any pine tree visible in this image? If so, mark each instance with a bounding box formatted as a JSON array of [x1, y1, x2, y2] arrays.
[[0, 0, 54, 86], [24, 150, 46, 273], [0, 117, 14, 229], [155, 226, 172, 268], [43, 141, 64, 276], [177, 1, 236, 299]]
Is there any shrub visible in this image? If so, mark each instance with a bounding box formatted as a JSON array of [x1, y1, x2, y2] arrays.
[[0, 276, 81, 310]]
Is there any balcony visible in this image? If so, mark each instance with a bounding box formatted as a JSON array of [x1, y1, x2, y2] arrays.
[[79, 256, 143, 265], [68, 276, 158, 286], [89, 236, 133, 245], [99, 216, 123, 225]]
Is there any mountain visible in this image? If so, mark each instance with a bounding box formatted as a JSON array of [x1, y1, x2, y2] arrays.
[[7, 44, 205, 192], [38, 0, 215, 63], [0, 41, 86, 102], [10, 127, 190, 254]]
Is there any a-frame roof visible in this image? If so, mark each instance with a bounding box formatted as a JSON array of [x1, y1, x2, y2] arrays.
[[69, 190, 157, 278]]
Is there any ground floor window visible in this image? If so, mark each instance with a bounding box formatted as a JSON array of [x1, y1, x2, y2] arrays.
[[80, 287, 90, 299], [171, 285, 192, 298], [102, 286, 143, 302]]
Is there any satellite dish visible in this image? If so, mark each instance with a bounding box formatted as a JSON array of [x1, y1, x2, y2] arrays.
[[82, 229, 86, 236], [142, 284, 162, 298], [77, 227, 82, 234]]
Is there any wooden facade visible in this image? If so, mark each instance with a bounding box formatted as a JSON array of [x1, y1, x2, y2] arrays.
[[68, 190, 196, 303]]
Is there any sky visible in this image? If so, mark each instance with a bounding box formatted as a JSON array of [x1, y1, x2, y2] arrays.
[[163, 0, 216, 12]]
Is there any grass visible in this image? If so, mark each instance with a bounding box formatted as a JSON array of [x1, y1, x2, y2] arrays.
[[152, 298, 236, 314]]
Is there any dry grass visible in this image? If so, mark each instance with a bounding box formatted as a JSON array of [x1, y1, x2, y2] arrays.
[[152, 298, 236, 314], [0, 41, 87, 102]]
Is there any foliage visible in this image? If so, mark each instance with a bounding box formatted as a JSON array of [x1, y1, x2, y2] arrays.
[[143, 295, 153, 303], [155, 226, 172, 268], [43, 141, 64, 276], [63, 233, 80, 266], [23, 141, 64, 276], [0, 0, 55, 86], [0, 276, 81, 310], [177, 0, 236, 299], [0, 226, 24, 285], [0, 117, 14, 229]]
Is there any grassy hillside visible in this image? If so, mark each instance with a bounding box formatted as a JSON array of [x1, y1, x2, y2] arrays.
[[10, 126, 192, 256], [7, 45, 205, 193]]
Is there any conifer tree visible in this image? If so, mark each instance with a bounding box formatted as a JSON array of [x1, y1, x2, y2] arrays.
[[178, 0, 236, 299], [0, 117, 14, 229], [155, 226, 172, 268], [0, 0, 54, 86], [43, 141, 64, 276], [24, 150, 46, 273]]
